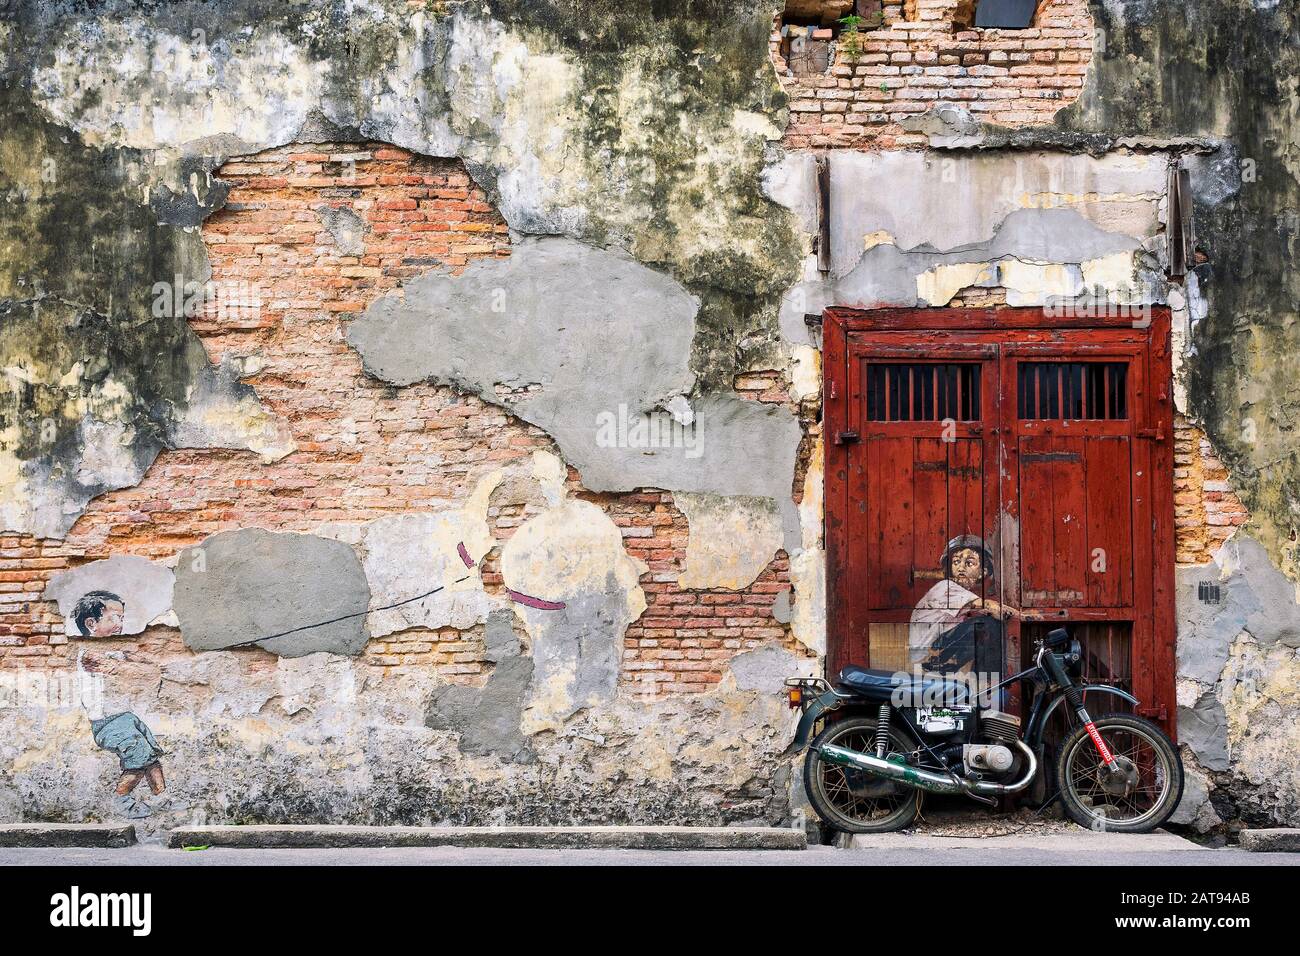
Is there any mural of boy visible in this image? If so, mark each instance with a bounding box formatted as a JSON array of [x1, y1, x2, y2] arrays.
[[72, 590, 125, 638], [77, 638, 168, 819], [88, 708, 167, 819], [908, 534, 1017, 683]]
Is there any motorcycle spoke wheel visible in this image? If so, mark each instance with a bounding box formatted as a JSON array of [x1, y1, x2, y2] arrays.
[[1057, 714, 1182, 833], [805, 718, 921, 834]]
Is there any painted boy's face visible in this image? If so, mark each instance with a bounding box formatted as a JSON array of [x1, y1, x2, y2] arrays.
[[949, 548, 985, 591], [87, 601, 125, 637]]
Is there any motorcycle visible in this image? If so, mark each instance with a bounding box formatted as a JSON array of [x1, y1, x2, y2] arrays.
[[785, 627, 1184, 834]]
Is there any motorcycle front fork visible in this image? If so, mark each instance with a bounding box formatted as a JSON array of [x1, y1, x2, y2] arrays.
[[1074, 704, 1119, 768]]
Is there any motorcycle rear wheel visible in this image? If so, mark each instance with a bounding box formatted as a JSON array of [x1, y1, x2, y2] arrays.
[[1055, 713, 1184, 833], [805, 716, 922, 834]]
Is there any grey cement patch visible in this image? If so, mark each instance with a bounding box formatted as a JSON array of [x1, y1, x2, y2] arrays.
[[522, 590, 625, 726], [482, 609, 521, 663], [426, 657, 535, 763], [1170, 761, 1222, 832], [1176, 535, 1300, 684], [771, 589, 792, 625], [173, 529, 370, 657], [729, 645, 804, 695], [316, 205, 368, 257], [1179, 691, 1231, 771], [348, 236, 802, 506], [44, 556, 174, 638], [348, 238, 696, 397]]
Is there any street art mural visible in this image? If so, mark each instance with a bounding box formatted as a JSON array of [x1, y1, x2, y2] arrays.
[[908, 534, 1015, 679], [71, 591, 125, 639], [89, 709, 167, 820]]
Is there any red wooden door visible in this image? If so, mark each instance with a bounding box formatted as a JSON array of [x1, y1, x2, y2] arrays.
[[823, 309, 1176, 734], [835, 338, 1001, 675]]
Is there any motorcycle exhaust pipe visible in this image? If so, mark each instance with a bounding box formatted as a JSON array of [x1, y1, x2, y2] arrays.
[[818, 740, 1038, 797]]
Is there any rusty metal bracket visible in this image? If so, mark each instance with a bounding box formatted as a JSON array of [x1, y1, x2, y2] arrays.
[[816, 153, 831, 276], [1167, 161, 1195, 279]]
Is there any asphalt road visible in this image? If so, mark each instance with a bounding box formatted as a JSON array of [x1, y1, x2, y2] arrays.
[[4, 845, 1298, 866]]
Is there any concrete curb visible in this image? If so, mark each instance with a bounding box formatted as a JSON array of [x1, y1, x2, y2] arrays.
[[168, 825, 806, 850], [0, 823, 137, 848], [1239, 828, 1300, 852], [840, 828, 1203, 852]]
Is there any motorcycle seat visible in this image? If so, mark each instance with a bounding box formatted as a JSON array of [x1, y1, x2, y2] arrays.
[[836, 665, 973, 706]]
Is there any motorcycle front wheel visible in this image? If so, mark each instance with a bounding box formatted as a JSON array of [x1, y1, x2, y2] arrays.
[[805, 716, 921, 834], [1055, 713, 1184, 833]]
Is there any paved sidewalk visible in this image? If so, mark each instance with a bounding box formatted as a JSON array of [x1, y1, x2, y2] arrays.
[[3, 843, 1297, 866], [842, 827, 1200, 852]]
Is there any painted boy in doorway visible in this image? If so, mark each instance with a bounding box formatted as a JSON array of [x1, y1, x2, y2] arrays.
[[909, 534, 1017, 680]]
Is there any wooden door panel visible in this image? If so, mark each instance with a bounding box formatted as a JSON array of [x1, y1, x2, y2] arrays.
[[1017, 435, 1066, 606], [824, 309, 1174, 733], [861, 435, 991, 610], [1083, 436, 1134, 607], [912, 438, 950, 598], [864, 436, 914, 608], [947, 437, 985, 557]]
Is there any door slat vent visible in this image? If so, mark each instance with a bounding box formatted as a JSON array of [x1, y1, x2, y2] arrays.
[[866, 363, 981, 422], [1017, 361, 1127, 420]]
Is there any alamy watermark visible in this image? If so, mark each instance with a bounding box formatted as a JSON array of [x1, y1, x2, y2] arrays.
[[0, 669, 103, 712], [152, 274, 264, 323], [595, 403, 704, 459], [1043, 285, 1153, 327]]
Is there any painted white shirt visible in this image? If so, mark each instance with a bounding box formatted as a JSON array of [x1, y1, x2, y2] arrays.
[[908, 579, 980, 665]]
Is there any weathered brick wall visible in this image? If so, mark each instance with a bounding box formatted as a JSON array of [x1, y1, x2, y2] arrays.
[[773, 0, 1094, 149], [617, 492, 792, 695], [1174, 415, 1250, 566], [0, 143, 800, 695]]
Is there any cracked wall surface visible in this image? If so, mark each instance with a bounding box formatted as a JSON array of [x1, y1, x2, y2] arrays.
[[0, 0, 1297, 836]]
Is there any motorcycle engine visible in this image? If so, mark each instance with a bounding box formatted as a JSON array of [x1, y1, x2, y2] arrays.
[[962, 711, 1022, 775], [981, 711, 1021, 744], [963, 743, 1014, 773]]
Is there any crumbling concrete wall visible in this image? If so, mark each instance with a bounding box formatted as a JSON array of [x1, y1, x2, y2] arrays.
[[0, 66, 810, 825], [1, 0, 1297, 835]]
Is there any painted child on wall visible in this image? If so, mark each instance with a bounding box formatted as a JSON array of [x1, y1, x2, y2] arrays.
[[908, 534, 1017, 683], [89, 709, 167, 819], [71, 591, 169, 818], [71, 590, 125, 638]]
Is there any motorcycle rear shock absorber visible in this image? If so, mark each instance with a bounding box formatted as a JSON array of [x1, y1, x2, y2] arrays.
[[874, 703, 892, 759]]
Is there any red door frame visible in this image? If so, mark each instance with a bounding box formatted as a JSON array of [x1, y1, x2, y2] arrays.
[[822, 307, 1176, 737]]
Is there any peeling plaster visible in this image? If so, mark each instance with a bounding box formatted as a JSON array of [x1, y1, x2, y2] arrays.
[[728, 644, 813, 695], [0, 300, 293, 539], [348, 236, 803, 513], [360, 471, 502, 637], [788, 547, 826, 658], [3, 0, 801, 539], [43, 555, 175, 638], [499, 497, 647, 734], [675, 493, 783, 591], [768, 151, 1169, 345], [1175, 535, 1300, 823]]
